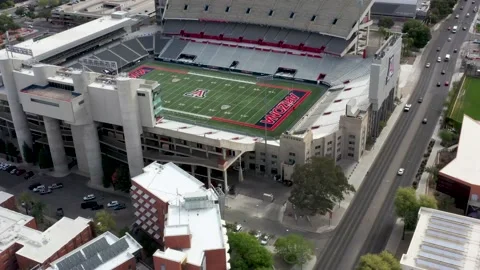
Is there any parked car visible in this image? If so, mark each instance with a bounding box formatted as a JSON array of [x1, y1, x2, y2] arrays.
[[113, 203, 126, 210], [81, 201, 99, 209], [15, 169, 26, 176], [107, 201, 119, 208], [235, 224, 243, 232], [24, 171, 34, 180], [9, 168, 17, 175], [5, 166, 16, 173], [445, 81, 450, 86], [91, 204, 104, 210], [56, 208, 64, 218], [40, 188, 52, 195], [33, 185, 46, 192], [260, 235, 269, 245], [49, 183, 63, 189], [254, 231, 262, 239], [28, 182, 42, 190], [83, 194, 95, 201], [398, 168, 405, 176]]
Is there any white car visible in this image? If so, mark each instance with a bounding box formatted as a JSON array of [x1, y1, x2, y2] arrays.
[[448, 37, 452, 42], [254, 231, 262, 239], [437, 57, 441, 62], [83, 194, 95, 201], [404, 104, 412, 112], [107, 201, 119, 208], [455, 14, 459, 19], [33, 185, 46, 192], [235, 224, 243, 232], [398, 168, 405, 176], [260, 235, 269, 245], [425, 63, 431, 68]]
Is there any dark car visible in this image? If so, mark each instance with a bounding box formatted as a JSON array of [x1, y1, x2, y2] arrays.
[[418, 97, 423, 103], [441, 70, 446, 75], [81, 201, 99, 209], [461, 6, 464, 9], [437, 82, 441, 87], [91, 204, 104, 210], [56, 208, 64, 218], [5, 166, 16, 173], [28, 182, 42, 190], [113, 203, 127, 210], [15, 169, 26, 176], [436, 47, 441, 52], [24, 171, 34, 180]]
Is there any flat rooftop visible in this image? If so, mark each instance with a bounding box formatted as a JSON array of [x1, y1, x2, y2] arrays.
[[401, 207, 480, 269], [0, 191, 13, 204], [21, 86, 81, 102], [439, 115, 480, 186], [162, 189, 227, 266], [48, 231, 142, 270], [0, 206, 92, 264], [131, 162, 205, 203], [1, 13, 133, 61], [55, 0, 154, 17]]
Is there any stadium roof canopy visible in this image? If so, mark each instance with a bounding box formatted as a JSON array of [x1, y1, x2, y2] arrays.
[[0, 12, 133, 61], [371, 0, 418, 18], [163, 0, 374, 39]]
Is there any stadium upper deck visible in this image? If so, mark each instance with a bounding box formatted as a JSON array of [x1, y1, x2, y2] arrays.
[[163, 0, 374, 40]]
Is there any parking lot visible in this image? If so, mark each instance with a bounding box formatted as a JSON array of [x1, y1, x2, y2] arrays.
[[0, 162, 134, 231]]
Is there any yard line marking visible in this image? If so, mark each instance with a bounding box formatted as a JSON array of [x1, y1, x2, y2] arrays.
[[188, 72, 256, 85]]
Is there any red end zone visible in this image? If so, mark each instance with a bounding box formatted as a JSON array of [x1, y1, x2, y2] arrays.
[[212, 88, 311, 131], [128, 65, 188, 78]]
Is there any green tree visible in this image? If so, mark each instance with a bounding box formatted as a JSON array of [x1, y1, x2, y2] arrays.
[[357, 251, 401, 270], [274, 234, 314, 266], [289, 157, 355, 216], [94, 210, 116, 234], [439, 129, 455, 145], [28, 5, 35, 12], [118, 226, 130, 237], [378, 17, 394, 29], [32, 200, 47, 224], [19, 192, 34, 215], [228, 232, 273, 270], [38, 9, 51, 21], [377, 27, 391, 47], [402, 35, 414, 57], [22, 142, 34, 163], [16, 35, 24, 42], [15, 7, 25, 16], [402, 19, 431, 48], [0, 14, 19, 32], [38, 147, 53, 169], [425, 166, 439, 182], [394, 187, 438, 231], [114, 166, 131, 193], [38, 0, 49, 8]]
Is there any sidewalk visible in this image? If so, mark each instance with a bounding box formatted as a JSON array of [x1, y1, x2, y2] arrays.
[[280, 57, 422, 233]]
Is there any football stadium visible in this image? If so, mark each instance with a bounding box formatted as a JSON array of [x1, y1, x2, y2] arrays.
[[0, 0, 401, 203], [448, 76, 480, 125]]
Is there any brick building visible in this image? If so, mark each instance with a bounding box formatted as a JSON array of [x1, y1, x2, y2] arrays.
[[46, 231, 143, 270], [131, 162, 230, 270], [0, 192, 94, 270]]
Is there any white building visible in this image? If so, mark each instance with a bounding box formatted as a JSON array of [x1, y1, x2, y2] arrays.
[[400, 207, 480, 270]]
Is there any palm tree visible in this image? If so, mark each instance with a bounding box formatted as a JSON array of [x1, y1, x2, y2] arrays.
[[32, 200, 47, 224], [378, 27, 391, 47], [19, 192, 33, 215], [425, 166, 439, 183]]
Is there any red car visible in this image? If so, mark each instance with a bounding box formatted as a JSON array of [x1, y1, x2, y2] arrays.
[[15, 169, 26, 176], [448, 26, 451, 31], [445, 81, 450, 86]]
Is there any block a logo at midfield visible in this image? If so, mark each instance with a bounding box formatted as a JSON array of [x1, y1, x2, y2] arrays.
[[129, 67, 154, 79], [256, 90, 309, 129], [183, 89, 209, 99]]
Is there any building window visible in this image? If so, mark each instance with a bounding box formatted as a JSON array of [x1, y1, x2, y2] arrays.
[[327, 147, 332, 151], [271, 154, 277, 159], [336, 154, 342, 161], [348, 147, 355, 151], [246, 8, 251, 14], [289, 12, 295, 19], [261, 158, 265, 163], [315, 145, 321, 149], [349, 141, 355, 145], [348, 153, 354, 157], [31, 98, 59, 107], [332, 18, 338, 24], [204, 5, 209, 11], [271, 161, 276, 165], [349, 135, 356, 139], [311, 15, 316, 21], [337, 136, 342, 140], [249, 156, 255, 160], [268, 10, 274, 16], [289, 152, 295, 157], [78, 100, 85, 105], [225, 6, 230, 12], [315, 151, 321, 156], [137, 93, 145, 97], [260, 152, 265, 156], [288, 158, 295, 164], [196, 143, 203, 149], [161, 265, 166, 270], [183, 4, 188, 10], [327, 141, 332, 145]]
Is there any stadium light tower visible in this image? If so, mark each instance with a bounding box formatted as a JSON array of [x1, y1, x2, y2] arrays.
[[256, 75, 274, 175]]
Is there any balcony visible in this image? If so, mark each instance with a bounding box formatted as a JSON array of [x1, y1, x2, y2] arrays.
[[100, 135, 232, 170], [19, 84, 88, 124]]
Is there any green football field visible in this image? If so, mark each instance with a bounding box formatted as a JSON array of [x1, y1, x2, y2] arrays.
[[450, 76, 480, 123], [129, 61, 327, 137]]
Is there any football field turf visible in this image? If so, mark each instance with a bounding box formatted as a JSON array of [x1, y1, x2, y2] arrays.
[[129, 61, 327, 137], [450, 76, 480, 123]]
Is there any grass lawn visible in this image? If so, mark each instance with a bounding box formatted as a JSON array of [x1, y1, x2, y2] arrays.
[[450, 76, 480, 123], [129, 61, 326, 137]]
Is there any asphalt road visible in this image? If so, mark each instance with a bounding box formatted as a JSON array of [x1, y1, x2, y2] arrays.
[[315, 3, 477, 270]]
